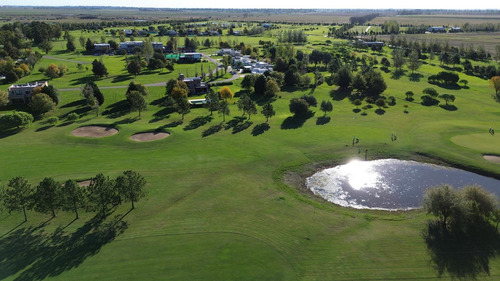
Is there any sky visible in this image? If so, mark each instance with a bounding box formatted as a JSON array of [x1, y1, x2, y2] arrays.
[[1, 0, 499, 10]]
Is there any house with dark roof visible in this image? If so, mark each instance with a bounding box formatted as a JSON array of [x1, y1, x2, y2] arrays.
[[179, 74, 209, 96]]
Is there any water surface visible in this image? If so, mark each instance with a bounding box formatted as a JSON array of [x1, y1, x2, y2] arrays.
[[306, 159, 500, 210]]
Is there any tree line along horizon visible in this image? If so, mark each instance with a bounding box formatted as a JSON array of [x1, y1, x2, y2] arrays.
[[0, 170, 147, 222]]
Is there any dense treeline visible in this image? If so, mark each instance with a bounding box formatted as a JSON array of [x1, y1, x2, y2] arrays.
[[349, 13, 379, 25], [0, 171, 147, 221]]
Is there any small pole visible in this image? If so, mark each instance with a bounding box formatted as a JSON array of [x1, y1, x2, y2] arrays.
[[365, 148, 368, 161]]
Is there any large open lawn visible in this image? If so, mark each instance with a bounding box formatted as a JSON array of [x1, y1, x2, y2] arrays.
[[2, 19, 500, 280]]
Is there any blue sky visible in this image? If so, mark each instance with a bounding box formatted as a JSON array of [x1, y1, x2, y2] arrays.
[[1, 0, 499, 10]]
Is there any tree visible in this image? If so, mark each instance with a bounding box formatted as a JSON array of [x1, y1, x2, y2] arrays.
[[45, 63, 60, 79], [320, 100, 333, 116], [40, 85, 60, 105], [364, 69, 387, 97], [32, 177, 60, 217], [439, 94, 455, 106], [353, 99, 362, 110], [60, 180, 86, 219], [126, 90, 147, 116], [392, 48, 406, 71], [375, 98, 386, 109], [254, 75, 267, 95], [218, 100, 230, 122], [67, 112, 79, 122], [351, 73, 366, 93], [92, 59, 108, 78], [300, 95, 317, 107], [289, 98, 310, 116], [0, 111, 34, 129], [85, 38, 94, 53], [79, 36, 86, 49], [336, 65, 352, 89], [66, 37, 76, 52], [4, 177, 32, 221], [142, 37, 154, 61], [237, 94, 257, 120], [261, 103, 276, 122], [423, 185, 460, 228], [407, 50, 422, 74], [47, 116, 59, 126], [171, 85, 188, 101], [205, 90, 220, 115], [490, 76, 500, 96], [219, 86, 234, 100], [39, 40, 53, 54], [422, 87, 439, 98], [265, 79, 280, 96], [127, 60, 142, 76], [405, 91, 414, 101], [115, 170, 147, 210], [127, 81, 148, 97], [29, 93, 56, 116], [82, 81, 104, 106], [0, 90, 9, 107], [461, 185, 497, 219], [241, 75, 254, 91], [87, 173, 115, 217], [176, 96, 191, 120]]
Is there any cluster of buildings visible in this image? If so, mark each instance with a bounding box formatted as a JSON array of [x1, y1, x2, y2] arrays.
[[218, 48, 273, 74], [93, 41, 164, 54], [428, 26, 463, 33]]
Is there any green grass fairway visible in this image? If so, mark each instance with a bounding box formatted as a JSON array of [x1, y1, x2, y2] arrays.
[[2, 22, 500, 280]]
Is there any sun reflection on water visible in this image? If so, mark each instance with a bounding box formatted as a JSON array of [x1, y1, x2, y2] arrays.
[[340, 160, 384, 190]]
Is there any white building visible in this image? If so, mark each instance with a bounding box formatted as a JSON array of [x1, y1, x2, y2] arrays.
[[8, 81, 48, 105]]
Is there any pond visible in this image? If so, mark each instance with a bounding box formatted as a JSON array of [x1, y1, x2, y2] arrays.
[[305, 159, 500, 211]]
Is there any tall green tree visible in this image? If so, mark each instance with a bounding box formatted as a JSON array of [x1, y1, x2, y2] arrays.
[[205, 90, 220, 115], [29, 93, 56, 116], [254, 75, 267, 95], [87, 173, 115, 217], [407, 50, 422, 74], [60, 180, 86, 219], [127, 60, 142, 76], [33, 177, 60, 217], [115, 170, 147, 210], [92, 59, 108, 78], [392, 48, 406, 71], [126, 90, 147, 116], [218, 100, 230, 122], [4, 177, 32, 222], [320, 100, 333, 116], [261, 103, 276, 122], [0, 90, 8, 108], [176, 97, 191, 120]]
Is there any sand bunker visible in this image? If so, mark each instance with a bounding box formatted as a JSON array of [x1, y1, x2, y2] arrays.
[[483, 155, 500, 163], [77, 180, 91, 187], [71, 126, 118, 138], [130, 131, 170, 142]]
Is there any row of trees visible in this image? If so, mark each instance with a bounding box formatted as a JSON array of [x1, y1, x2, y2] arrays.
[[0, 171, 147, 222]]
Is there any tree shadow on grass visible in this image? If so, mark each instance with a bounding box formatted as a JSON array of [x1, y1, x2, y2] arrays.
[[440, 104, 458, 111], [409, 73, 423, 82], [111, 74, 132, 83], [422, 219, 500, 280], [35, 125, 53, 132], [224, 116, 247, 130], [329, 88, 352, 101], [149, 107, 175, 123], [202, 123, 223, 137], [0, 128, 21, 139], [102, 100, 130, 119], [391, 69, 405, 80], [60, 99, 87, 109], [113, 117, 140, 125], [232, 121, 253, 134], [158, 120, 183, 129], [183, 115, 213, 131], [150, 97, 166, 106], [251, 122, 270, 136], [316, 116, 331, 125], [281, 112, 314, 130], [375, 109, 386, 115], [69, 76, 97, 86], [0, 214, 128, 281]]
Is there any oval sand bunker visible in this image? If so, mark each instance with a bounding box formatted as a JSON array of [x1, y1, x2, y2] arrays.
[[71, 126, 118, 138], [130, 132, 170, 142], [483, 155, 500, 163]]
